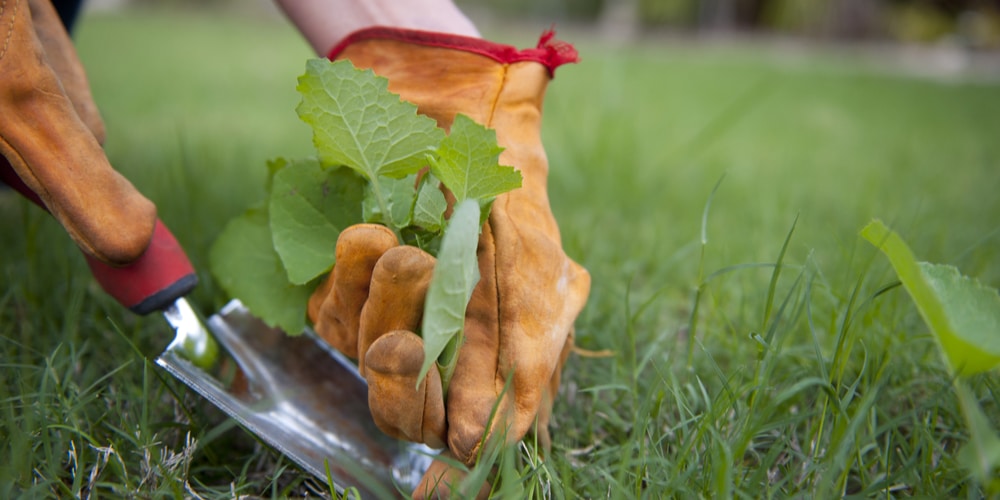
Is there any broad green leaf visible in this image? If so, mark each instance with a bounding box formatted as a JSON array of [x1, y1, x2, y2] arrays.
[[296, 59, 444, 180], [269, 160, 364, 284], [209, 208, 312, 334], [362, 174, 417, 230], [861, 219, 1000, 376], [427, 114, 522, 204], [920, 263, 1000, 360], [419, 199, 482, 390], [412, 176, 447, 233]]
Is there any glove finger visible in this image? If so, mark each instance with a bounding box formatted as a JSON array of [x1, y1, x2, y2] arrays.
[[307, 224, 396, 358], [364, 330, 447, 449], [412, 451, 491, 500], [357, 244, 435, 377]]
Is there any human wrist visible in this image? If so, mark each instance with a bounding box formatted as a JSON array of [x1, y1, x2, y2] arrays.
[[274, 0, 479, 56]]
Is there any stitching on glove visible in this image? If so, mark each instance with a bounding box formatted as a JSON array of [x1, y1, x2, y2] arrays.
[[0, 0, 18, 62], [475, 64, 508, 393], [483, 64, 507, 140]]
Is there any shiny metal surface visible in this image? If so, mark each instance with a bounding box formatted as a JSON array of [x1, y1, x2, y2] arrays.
[[157, 299, 430, 498]]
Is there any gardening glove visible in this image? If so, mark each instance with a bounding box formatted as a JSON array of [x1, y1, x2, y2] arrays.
[[305, 27, 590, 497], [0, 0, 156, 265]]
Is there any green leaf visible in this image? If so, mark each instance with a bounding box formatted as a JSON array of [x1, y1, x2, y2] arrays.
[[269, 159, 364, 285], [427, 114, 522, 204], [362, 174, 418, 230], [418, 199, 482, 390], [209, 207, 312, 335], [861, 219, 1000, 376], [296, 58, 444, 180], [412, 176, 447, 233]]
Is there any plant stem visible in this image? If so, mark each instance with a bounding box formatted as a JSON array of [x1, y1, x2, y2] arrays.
[[369, 177, 403, 241]]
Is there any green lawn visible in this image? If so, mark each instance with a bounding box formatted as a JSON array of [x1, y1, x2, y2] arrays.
[[2, 7, 999, 498]]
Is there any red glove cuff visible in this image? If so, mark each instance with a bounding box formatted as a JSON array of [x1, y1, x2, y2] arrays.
[[327, 27, 579, 77]]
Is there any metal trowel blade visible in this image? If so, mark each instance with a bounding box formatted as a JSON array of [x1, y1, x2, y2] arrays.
[[156, 298, 431, 498]]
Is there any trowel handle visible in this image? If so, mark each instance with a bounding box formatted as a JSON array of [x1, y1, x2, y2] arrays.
[[83, 220, 198, 315], [2, 161, 197, 315]]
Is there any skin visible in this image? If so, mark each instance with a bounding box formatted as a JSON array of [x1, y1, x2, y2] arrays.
[[271, 0, 480, 55]]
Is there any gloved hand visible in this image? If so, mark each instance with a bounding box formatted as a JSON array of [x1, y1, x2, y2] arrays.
[[305, 27, 590, 497], [0, 0, 155, 265]]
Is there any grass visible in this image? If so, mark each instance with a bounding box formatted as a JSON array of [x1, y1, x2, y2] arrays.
[[3, 6, 999, 498]]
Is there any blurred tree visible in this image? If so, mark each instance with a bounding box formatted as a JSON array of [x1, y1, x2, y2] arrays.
[[764, 0, 885, 38], [598, 0, 641, 41], [887, 0, 956, 41], [827, 0, 885, 38], [636, 0, 698, 27], [457, 0, 604, 21], [696, 0, 768, 29]]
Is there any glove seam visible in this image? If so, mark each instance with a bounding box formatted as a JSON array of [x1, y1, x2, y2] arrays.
[[483, 63, 507, 139], [0, 0, 18, 62], [472, 59, 506, 403]]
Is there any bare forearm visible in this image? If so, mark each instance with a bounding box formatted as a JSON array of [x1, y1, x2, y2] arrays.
[[273, 0, 479, 56]]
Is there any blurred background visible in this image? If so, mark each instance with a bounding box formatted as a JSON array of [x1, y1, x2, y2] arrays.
[[461, 0, 1000, 48], [80, 0, 1000, 81], [87, 0, 1000, 48]]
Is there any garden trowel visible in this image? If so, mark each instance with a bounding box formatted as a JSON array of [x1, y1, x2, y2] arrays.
[[2, 166, 429, 498], [157, 298, 431, 499]]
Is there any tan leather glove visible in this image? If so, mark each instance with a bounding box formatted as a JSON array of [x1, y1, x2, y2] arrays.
[[1, 0, 155, 265], [306, 28, 590, 497]]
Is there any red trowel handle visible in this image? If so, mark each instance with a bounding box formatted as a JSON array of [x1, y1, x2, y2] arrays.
[[81, 220, 198, 314], [1, 162, 197, 315]]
